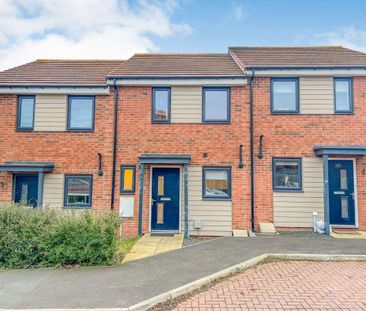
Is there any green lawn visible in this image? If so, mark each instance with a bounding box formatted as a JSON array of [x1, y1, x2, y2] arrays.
[[115, 237, 140, 263]]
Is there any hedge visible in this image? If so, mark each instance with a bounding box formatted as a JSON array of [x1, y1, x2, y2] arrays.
[[0, 204, 120, 269]]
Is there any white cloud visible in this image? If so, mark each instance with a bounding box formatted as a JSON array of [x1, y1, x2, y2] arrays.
[[315, 27, 366, 52], [0, 0, 192, 70], [232, 3, 246, 21]]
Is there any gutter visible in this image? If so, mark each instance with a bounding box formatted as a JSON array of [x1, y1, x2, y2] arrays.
[[107, 75, 244, 80], [110, 80, 119, 210], [249, 70, 255, 232], [245, 65, 366, 70]]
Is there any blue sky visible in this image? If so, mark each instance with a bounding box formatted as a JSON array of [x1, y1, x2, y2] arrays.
[[0, 0, 366, 70], [154, 0, 366, 53]]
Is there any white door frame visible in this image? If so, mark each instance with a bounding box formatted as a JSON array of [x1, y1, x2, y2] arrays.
[[328, 158, 359, 228], [148, 165, 182, 233]]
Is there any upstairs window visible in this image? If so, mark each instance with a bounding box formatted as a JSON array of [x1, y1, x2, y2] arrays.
[[334, 78, 353, 113], [17, 95, 35, 130], [271, 78, 299, 113], [273, 158, 302, 191], [203, 87, 230, 123], [68, 96, 95, 131], [202, 167, 231, 199], [152, 87, 170, 123], [64, 175, 93, 208]]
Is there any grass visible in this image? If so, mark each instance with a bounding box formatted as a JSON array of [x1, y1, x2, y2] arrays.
[[115, 236, 140, 263]]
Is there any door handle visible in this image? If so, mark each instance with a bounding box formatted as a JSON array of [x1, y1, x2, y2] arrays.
[[350, 192, 355, 200]]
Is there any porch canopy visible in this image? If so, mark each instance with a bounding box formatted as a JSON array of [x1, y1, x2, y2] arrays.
[[314, 145, 366, 156], [0, 162, 54, 207], [139, 154, 191, 164], [313, 145, 366, 235], [0, 161, 54, 173], [137, 154, 191, 238]]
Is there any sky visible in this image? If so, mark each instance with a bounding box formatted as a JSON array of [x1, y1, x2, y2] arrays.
[[1, 0, 366, 71]]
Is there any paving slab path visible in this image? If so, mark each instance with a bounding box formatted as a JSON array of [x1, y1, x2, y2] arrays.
[[1, 235, 366, 309], [123, 234, 183, 263]]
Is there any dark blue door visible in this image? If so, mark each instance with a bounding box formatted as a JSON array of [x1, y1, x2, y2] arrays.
[[329, 160, 355, 226], [151, 168, 180, 232], [14, 175, 38, 207]]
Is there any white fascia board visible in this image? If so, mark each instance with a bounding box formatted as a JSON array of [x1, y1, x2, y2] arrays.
[[0, 86, 110, 95], [107, 78, 247, 86], [251, 69, 366, 77]]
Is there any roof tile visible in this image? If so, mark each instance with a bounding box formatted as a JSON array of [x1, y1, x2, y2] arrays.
[[108, 53, 244, 77], [0, 60, 125, 86], [229, 46, 366, 68]]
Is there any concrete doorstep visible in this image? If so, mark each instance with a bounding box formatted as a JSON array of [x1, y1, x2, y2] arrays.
[[7, 253, 366, 311]]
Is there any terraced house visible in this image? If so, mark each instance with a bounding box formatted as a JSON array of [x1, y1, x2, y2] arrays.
[[0, 46, 365, 237]]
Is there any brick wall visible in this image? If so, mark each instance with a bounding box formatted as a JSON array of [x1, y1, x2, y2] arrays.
[[1, 77, 365, 235], [253, 77, 366, 230], [115, 86, 251, 237], [0, 93, 115, 210]]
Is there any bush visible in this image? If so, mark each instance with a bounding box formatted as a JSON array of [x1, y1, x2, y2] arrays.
[[0, 204, 120, 269]]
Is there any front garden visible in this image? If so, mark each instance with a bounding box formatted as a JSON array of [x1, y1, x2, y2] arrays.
[[0, 204, 138, 269]]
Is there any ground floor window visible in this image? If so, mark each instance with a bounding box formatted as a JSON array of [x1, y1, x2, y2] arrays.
[[273, 158, 302, 191], [202, 166, 231, 199], [64, 175, 93, 208], [120, 165, 136, 194]]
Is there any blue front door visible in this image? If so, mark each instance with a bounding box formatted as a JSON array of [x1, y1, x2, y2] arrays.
[[14, 174, 39, 207], [329, 160, 355, 226], [151, 168, 180, 232]]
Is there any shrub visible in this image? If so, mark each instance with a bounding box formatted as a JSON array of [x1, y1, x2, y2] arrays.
[[0, 204, 120, 269]]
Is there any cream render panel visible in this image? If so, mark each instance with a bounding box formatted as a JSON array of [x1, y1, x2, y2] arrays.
[[34, 95, 67, 131], [171, 86, 202, 123], [43, 174, 64, 208], [187, 166, 232, 236], [273, 157, 324, 227], [299, 77, 334, 114]]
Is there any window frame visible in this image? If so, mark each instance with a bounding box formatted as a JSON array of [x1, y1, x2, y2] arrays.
[[67, 95, 95, 132], [334, 77, 353, 114], [270, 78, 299, 114], [202, 87, 231, 123], [64, 174, 93, 208], [272, 158, 302, 192], [17, 95, 35, 131], [152, 87, 171, 123], [120, 165, 136, 194], [202, 166, 232, 200]]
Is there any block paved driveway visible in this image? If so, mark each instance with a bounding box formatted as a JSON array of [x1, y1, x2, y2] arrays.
[[173, 261, 366, 311], [1, 235, 366, 309]]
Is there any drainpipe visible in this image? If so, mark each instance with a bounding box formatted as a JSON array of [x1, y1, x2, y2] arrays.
[[110, 80, 119, 210], [249, 70, 255, 232]]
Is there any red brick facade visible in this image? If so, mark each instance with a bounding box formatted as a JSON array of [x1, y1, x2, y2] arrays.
[[0, 93, 115, 211], [114, 86, 251, 237], [252, 77, 366, 230], [1, 76, 365, 236]]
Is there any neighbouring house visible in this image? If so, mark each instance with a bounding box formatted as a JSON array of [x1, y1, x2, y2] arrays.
[[0, 46, 365, 237]]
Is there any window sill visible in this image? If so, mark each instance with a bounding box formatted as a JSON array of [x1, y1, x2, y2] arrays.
[[271, 111, 299, 115], [202, 121, 231, 124], [202, 197, 232, 201], [63, 206, 92, 209], [335, 112, 354, 115], [67, 129, 94, 132], [273, 189, 303, 193]]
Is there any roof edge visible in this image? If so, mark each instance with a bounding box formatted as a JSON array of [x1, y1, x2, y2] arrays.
[[107, 75, 245, 80]]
